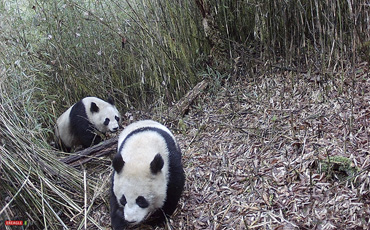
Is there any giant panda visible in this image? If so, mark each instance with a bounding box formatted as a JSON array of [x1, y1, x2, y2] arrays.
[[110, 120, 185, 229], [55, 96, 121, 152]]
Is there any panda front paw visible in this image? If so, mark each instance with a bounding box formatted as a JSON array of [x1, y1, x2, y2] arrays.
[[111, 207, 127, 230]]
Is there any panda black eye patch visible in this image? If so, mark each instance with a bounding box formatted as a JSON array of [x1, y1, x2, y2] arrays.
[[104, 118, 110, 126], [115, 116, 120, 122], [120, 195, 127, 206], [136, 196, 149, 208]]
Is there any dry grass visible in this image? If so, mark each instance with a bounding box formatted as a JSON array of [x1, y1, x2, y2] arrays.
[[29, 0, 202, 108]]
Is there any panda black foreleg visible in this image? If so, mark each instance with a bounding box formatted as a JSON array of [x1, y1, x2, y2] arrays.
[[110, 175, 127, 230], [110, 206, 127, 230], [77, 128, 102, 149], [70, 101, 102, 148]]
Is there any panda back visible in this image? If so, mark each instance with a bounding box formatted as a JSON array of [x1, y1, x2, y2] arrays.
[[55, 106, 74, 150], [118, 120, 175, 145]]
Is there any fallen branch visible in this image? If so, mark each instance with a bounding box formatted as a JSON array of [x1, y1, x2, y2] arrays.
[[60, 136, 118, 167], [168, 79, 209, 118]]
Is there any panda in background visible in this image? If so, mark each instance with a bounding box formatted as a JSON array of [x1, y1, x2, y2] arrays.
[[111, 120, 185, 230], [55, 96, 121, 152]]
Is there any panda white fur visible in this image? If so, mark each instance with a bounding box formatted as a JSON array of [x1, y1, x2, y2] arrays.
[[110, 120, 185, 229], [55, 96, 121, 152]]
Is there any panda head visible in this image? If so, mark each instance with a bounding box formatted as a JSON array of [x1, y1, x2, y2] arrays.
[[85, 97, 121, 133], [112, 132, 168, 224]]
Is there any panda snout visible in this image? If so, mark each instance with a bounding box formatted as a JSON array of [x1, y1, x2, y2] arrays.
[[112, 127, 119, 132], [124, 215, 139, 225]]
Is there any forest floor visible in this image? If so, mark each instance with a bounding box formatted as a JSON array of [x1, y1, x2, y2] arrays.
[[158, 61, 370, 229], [87, 60, 370, 230]]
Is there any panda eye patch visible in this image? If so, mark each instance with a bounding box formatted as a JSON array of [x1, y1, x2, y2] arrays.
[[115, 116, 120, 122], [136, 196, 149, 208], [120, 195, 127, 206], [104, 118, 110, 126]]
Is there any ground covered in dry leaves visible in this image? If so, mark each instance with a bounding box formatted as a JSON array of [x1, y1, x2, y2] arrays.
[[164, 62, 370, 229]]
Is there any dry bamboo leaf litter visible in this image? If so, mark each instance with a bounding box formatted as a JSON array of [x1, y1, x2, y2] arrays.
[[165, 63, 370, 230]]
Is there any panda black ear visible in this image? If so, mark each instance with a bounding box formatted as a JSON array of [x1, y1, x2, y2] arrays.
[[113, 154, 125, 173], [90, 102, 99, 113], [150, 153, 164, 174], [107, 96, 115, 105]]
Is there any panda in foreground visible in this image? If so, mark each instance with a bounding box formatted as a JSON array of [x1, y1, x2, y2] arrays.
[[110, 120, 185, 229], [55, 96, 121, 152]]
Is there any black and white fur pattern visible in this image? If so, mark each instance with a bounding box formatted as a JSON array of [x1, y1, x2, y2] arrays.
[[110, 120, 185, 229], [55, 96, 121, 152]]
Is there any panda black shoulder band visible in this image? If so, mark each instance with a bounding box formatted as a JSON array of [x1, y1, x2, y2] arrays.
[[117, 127, 176, 155]]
